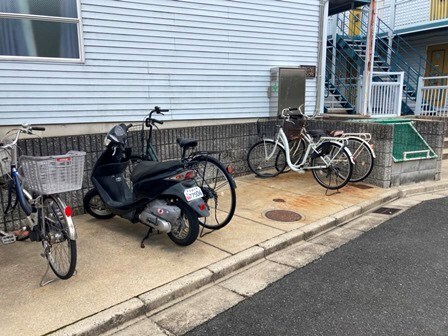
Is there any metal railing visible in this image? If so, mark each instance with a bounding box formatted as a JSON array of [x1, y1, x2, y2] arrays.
[[370, 72, 404, 117], [415, 76, 448, 116], [325, 38, 359, 110]]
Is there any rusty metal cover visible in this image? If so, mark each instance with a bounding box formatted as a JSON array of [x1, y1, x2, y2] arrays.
[[265, 210, 302, 222]]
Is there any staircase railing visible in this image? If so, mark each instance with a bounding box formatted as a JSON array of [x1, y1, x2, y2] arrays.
[[325, 38, 359, 110], [370, 72, 404, 117], [333, 8, 442, 114], [415, 76, 448, 116]]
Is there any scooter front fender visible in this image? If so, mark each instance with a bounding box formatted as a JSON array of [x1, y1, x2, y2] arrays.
[[161, 183, 210, 218]]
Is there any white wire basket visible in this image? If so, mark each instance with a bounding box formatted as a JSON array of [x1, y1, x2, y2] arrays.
[[20, 151, 86, 195]]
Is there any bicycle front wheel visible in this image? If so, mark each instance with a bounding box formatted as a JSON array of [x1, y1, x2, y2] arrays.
[[311, 142, 353, 190], [346, 137, 375, 182], [247, 140, 286, 178], [191, 156, 236, 230], [40, 195, 77, 279]]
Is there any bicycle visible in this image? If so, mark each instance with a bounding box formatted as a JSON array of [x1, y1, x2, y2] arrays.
[[88, 106, 237, 231], [283, 129, 375, 183], [247, 107, 354, 190], [0, 125, 85, 284]]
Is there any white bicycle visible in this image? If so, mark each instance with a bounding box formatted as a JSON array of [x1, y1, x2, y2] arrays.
[[247, 107, 355, 190]]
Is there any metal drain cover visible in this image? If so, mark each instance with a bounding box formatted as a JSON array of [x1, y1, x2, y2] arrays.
[[372, 207, 401, 215], [265, 210, 302, 222]]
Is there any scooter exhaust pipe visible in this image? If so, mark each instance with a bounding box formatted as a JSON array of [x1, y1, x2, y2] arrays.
[[139, 211, 171, 233]]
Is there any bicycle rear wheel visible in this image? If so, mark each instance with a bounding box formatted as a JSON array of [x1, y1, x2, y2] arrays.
[[247, 140, 286, 178], [311, 142, 353, 190], [191, 156, 236, 230], [40, 195, 77, 279], [346, 137, 375, 182]]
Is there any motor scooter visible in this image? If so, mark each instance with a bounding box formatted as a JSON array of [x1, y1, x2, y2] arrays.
[[83, 123, 209, 246]]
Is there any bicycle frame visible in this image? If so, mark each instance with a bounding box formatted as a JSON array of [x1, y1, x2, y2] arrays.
[[263, 123, 353, 172]]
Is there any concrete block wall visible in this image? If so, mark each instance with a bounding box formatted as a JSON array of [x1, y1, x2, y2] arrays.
[[390, 118, 446, 186], [0, 118, 445, 230], [302, 119, 395, 188]]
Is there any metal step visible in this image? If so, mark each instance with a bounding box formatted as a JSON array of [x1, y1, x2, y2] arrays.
[[325, 107, 353, 114]]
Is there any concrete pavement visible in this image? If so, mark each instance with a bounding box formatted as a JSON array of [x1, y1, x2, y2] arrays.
[[1, 169, 448, 336]]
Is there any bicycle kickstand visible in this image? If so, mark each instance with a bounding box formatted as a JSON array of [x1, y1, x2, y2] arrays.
[[39, 262, 57, 287]]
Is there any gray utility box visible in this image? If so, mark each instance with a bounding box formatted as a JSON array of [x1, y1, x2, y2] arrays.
[[269, 67, 306, 116]]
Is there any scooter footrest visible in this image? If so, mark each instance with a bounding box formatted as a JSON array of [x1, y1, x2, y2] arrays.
[[1, 233, 16, 244]]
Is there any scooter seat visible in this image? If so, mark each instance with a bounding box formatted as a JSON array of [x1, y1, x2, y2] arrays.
[[177, 138, 198, 149], [131, 160, 182, 183]]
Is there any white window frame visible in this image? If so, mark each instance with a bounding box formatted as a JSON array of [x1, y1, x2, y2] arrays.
[[0, 0, 84, 63]]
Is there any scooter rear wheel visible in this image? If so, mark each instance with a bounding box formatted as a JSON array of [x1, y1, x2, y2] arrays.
[[168, 200, 199, 246], [83, 189, 115, 219]]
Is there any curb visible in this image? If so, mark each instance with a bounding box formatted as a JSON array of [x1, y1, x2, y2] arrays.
[[47, 180, 448, 336]]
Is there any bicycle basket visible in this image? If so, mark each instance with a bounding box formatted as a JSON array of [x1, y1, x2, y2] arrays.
[[20, 151, 86, 195], [283, 115, 305, 141]]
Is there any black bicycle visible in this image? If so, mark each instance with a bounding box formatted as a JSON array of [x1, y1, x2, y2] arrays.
[[127, 107, 237, 230]]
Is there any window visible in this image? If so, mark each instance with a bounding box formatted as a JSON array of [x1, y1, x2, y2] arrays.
[[0, 0, 82, 61]]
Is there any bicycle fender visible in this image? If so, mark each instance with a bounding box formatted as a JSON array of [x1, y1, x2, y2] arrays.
[[52, 196, 77, 240], [347, 136, 376, 159]]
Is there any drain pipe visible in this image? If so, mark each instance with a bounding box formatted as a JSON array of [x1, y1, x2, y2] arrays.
[[315, 0, 329, 117]]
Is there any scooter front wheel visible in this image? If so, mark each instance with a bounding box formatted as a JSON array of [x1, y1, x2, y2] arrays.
[[168, 200, 199, 246], [83, 189, 115, 219]]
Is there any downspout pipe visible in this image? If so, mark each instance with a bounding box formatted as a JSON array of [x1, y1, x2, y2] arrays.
[[315, 0, 329, 117], [361, 0, 378, 116]]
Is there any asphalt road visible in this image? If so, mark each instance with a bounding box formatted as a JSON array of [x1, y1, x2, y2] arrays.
[[187, 197, 448, 336]]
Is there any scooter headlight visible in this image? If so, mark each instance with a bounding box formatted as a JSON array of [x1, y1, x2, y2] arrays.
[[104, 137, 111, 146]]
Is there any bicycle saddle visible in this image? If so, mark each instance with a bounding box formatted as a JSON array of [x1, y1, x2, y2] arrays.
[[308, 129, 327, 138], [176, 138, 198, 149], [131, 160, 182, 183], [308, 129, 345, 138]]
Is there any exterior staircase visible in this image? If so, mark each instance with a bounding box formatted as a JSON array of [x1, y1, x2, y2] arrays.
[[325, 9, 441, 115]]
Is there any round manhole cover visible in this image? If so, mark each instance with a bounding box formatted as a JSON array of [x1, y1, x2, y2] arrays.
[[265, 210, 302, 222]]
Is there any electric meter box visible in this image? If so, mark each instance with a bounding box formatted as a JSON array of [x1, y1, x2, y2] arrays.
[[269, 67, 306, 116]]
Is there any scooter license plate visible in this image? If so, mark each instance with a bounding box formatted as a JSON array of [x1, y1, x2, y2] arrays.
[[184, 186, 204, 202]]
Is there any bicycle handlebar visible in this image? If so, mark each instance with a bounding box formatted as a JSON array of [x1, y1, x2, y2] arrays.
[[280, 105, 306, 119], [153, 106, 169, 114], [0, 125, 46, 149]]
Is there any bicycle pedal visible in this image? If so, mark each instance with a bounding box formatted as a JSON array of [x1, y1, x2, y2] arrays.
[[297, 169, 305, 174]]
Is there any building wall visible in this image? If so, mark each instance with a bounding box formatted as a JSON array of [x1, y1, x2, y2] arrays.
[[0, 0, 320, 126], [399, 29, 448, 76]]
